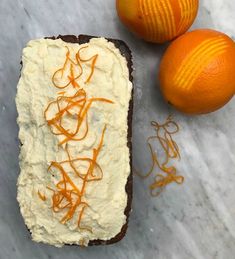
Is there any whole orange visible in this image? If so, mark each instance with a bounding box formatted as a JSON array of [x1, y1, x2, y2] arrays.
[[116, 0, 199, 43], [159, 29, 235, 114]]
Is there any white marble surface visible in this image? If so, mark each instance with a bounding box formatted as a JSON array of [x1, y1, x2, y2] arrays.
[[0, 0, 235, 258]]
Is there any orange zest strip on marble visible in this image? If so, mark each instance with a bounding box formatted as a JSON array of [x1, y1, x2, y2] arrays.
[[135, 116, 184, 197]]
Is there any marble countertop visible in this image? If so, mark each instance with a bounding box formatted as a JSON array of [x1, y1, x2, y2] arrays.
[[0, 0, 235, 258]]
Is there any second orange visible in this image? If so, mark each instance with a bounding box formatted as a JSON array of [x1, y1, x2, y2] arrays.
[[116, 0, 199, 43]]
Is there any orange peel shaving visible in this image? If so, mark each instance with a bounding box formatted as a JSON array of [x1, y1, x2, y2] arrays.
[[44, 88, 113, 145], [52, 46, 98, 89], [136, 116, 184, 196], [47, 125, 106, 231], [37, 190, 47, 201], [38, 45, 112, 234]]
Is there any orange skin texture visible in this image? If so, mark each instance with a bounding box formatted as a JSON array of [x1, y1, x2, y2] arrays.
[[159, 29, 235, 114], [116, 0, 199, 43]]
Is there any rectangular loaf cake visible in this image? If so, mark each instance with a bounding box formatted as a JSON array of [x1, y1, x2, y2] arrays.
[[16, 35, 133, 247]]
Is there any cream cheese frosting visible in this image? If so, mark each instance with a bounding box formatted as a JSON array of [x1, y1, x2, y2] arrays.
[[16, 38, 132, 247]]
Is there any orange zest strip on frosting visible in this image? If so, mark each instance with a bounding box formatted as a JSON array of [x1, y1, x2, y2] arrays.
[[79, 238, 86, 247], [53, 46, 83, 89], [68, 64, 81, 88], [52, 46, 98, 89], [57, 91, 66, 95], [76, 46, 99, 84], [44, 88, 113, 145], [37, 190, 47, 201], [85, 55, 98, 84], [41, 43, 112, 234], [77, 204, 92, 233], [47, 125, 107, 231], [64, 145, 103, 181], [135, 116, 184, 196], [52, 48, 72, 89]]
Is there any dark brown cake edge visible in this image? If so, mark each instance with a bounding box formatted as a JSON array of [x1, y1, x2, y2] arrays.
[[47, 35, 133, 246]]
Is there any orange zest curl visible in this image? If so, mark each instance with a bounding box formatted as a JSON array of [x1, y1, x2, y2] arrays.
[[150, 173, 184, 197], [37, 190, 47, 201], [57, 91, 66, 95], [44, 88, 113, 145], [79, 238, 86, 247], [52, 46, 98, 89], [136, 116, 184, 196], [40, 44, 112, 235], [47, 125, 107, 231], [77, 46, 99, 84]]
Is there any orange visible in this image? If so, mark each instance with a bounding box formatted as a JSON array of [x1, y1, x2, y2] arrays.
[[159, 29, 235, 114], [116, 0, 199, 43]]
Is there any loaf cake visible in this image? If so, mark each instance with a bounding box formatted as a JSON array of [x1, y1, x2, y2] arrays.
[[16, 35, 133, 247]]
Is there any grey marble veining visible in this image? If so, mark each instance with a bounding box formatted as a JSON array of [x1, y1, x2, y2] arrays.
[[0, 0, 235, 258]]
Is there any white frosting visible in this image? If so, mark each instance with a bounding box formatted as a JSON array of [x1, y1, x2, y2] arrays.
[[16, 38, 132, 247]]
